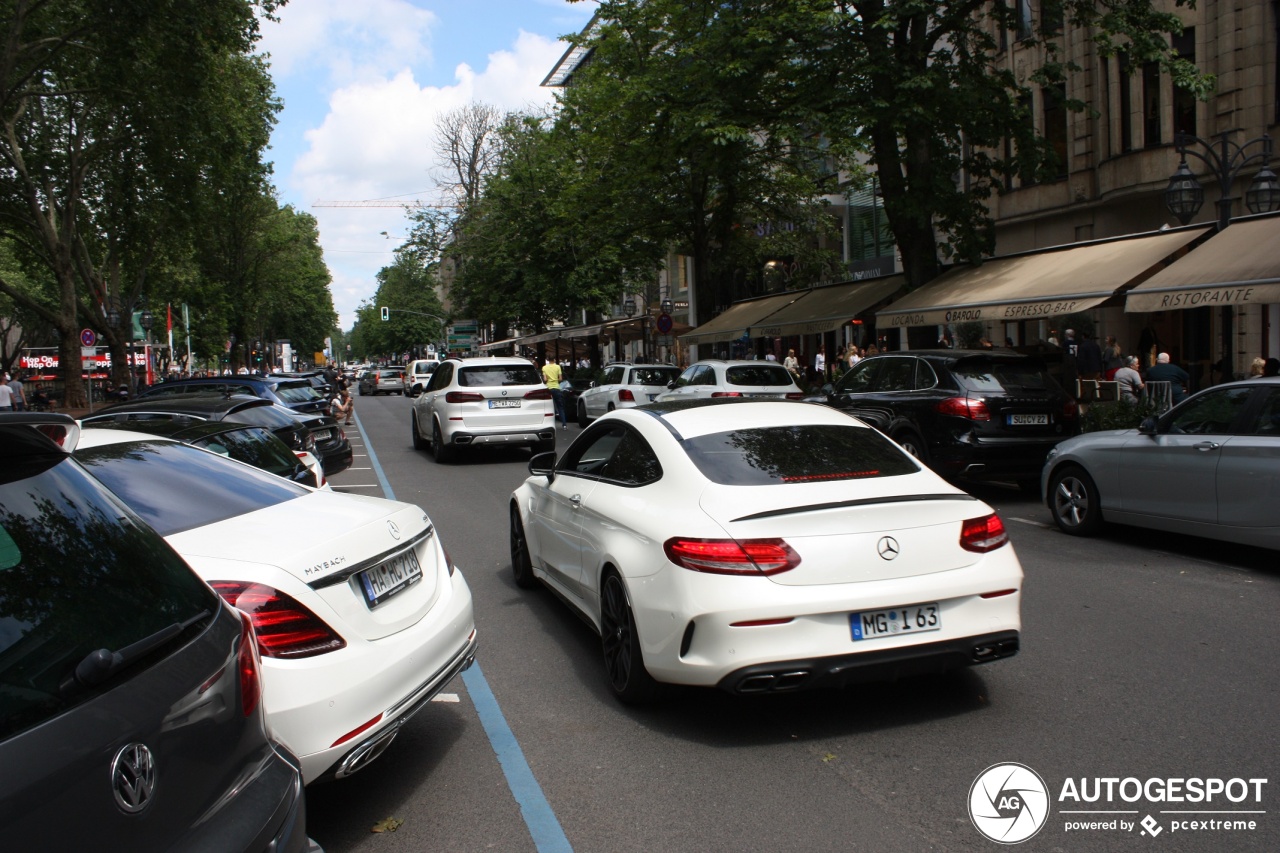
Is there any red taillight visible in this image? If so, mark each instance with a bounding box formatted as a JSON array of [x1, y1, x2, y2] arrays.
[[1062, 399, 1078, 420], [331, 713, 384, 748], [960, 514, 1009, 553], [372, 373, 379, 385], [524, 388, 552, 400], [710, 391, 743, 398], [618, 389, 635, 402], [236, 611, 262, 717], [730, 617, 795, 627], [785, 392, 805, 400], [663, 537, 800, 575], [980, 588, 1018, 599], [445, 391, 484, 403], [936, 396, 991, 421], [210, 581, 347, 659]]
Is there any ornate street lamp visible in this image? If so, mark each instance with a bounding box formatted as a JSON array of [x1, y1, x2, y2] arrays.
[[1245, 164, 1280, 214], [1163, 160, 1204, 225], [1164, 131, 1278, 230]]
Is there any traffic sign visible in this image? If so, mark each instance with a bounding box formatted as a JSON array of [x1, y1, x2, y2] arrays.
[[655, 313, 673, 334], [80, 328, 97, 347]]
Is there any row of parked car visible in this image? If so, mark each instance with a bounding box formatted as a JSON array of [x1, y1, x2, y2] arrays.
[[0, 373, 479, 847], [408, 353, 1279, 551]]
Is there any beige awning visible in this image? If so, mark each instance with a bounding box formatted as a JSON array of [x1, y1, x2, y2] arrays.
[[680, 290, 813, 344], [876, 227, 1210, 328], [755, 276, 905, 337], [478, 337, 520, 352], [1125, 214, 1280, 312]]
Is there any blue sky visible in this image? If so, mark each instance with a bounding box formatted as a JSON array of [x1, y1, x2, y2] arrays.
[[257, 0, 596, 329]]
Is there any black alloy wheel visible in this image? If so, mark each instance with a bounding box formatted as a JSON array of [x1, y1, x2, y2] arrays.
[[411, 411, 427, 451], [509, 507, 537, 589], [431, 420, 454, 464], [894, 430, 929, 464], [1049, 465, 1104, 535], [577, 401, 589, 429], [600, 572, 658, 705]]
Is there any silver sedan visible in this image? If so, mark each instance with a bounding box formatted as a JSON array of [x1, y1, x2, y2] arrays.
[[1042, 377, 1280, 549]]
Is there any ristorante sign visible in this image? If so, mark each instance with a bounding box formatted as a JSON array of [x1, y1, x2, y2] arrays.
[[1125, 281, 1280, 313]]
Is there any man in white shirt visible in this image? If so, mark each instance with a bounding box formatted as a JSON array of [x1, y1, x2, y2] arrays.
[[813, 347, 826, 382], [0, 378, 13, 411]]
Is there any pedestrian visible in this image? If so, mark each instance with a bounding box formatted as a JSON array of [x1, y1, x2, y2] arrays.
[[1249, 357, 1266, 377], [541, 357, 567, 429], [1103, 336, 1124, 380], [8, 372, 25, 411], [813, 345, 826, 383], [1076, 331, 1103, 381], [783, 348, 800, 380], [0, 375, 12, 411], [1264, 358, 1280, 378], [1114, 355, 1145, 403], [1145, 352, 1191, 404], [848, 346, 860, 368], [331, 387, 354, 425]]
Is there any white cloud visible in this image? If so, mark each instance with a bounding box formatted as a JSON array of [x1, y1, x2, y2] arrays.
[[284, 29, 569, 327]]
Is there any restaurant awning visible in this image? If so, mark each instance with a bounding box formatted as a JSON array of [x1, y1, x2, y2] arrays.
[[754, 275, 905, 337], [1125, 214, 1280, 312], [679, 290, 813, 344], [478, 337, 520, 352], [876, 227, 1210, 328]]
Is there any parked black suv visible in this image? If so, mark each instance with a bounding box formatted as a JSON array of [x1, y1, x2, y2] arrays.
[[818, 350, 1078, 490], [140, 376, 329, 414], [0, 413, 310, 851]]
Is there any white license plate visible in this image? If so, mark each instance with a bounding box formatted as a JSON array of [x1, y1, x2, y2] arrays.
[[488, 399, 521, 409], [1007, 414, 1049, 425], [851, 602, 940, 641], [312, 429, 333, 442], [359, 550, 422, 608]]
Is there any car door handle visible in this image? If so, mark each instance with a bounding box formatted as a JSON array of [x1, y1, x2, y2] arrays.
[[569, 494, 582, 508], [1193, 441, 1220, 452]]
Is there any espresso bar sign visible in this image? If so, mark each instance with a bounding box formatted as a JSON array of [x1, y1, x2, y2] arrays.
[[884, 299, 1086, 327]]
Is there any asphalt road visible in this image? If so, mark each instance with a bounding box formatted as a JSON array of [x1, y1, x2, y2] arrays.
[[306, 392, 1279, 852]]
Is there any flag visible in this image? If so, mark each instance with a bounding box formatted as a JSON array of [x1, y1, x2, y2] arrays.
[[167, 304, 174, 353]]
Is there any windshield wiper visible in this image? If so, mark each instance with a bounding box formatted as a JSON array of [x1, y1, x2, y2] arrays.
[[60, 609, 211, 697]]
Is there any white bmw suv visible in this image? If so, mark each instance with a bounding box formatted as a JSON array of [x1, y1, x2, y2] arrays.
[[411, 357, 555, 462], [576, 362, 683, 426], [655, 359, 805, 403]]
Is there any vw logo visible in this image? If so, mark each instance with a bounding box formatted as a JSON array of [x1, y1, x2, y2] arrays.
[[876, 536, 900, 560], [387, 520, 400, 540], [111, 743, 156, 814]]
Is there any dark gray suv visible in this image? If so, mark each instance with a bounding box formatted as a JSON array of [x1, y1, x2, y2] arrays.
[[0, 414, 312, 851]]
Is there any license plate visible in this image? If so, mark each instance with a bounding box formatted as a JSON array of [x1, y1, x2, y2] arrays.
[[488, 399, 521, 409], [312, 429, 333, 442], [647, 394, 657, 401], [359, 550, 422, 608], [851, 602, 940, 641], [1007, 414, 1049, 425]]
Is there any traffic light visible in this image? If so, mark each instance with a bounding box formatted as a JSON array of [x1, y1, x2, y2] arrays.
[[380, 306, 390, 321]]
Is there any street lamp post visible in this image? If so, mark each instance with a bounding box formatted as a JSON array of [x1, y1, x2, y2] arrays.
[[139, 309, 154, 391], [1163, 130, 1280, 381], [623, 298, 638, 362]]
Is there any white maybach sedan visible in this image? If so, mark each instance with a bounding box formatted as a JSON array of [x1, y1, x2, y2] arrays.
[[73, 427, 477, 783], [509, 400, 1022, 703]]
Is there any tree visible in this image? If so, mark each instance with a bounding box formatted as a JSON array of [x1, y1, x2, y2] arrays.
[[0, 0, 283, 405], [803, 0, 1208, 289], [358, 250, 448, 359], [434, 102, 511, 209]]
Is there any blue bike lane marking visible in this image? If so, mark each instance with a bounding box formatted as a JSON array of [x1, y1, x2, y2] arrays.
[[358, 412, 573, 853]]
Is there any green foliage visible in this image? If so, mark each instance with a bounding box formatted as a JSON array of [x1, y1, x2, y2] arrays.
[[351, 250, 447, 359], [1080, 397, 1162, 433]]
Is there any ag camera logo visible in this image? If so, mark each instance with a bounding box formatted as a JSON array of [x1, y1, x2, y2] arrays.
[[969, 763, 1050, 844]]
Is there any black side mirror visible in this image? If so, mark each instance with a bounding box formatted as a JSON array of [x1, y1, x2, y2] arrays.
[[528, 451, 556, 478], [821, 383, 835, 395], [667, 380, 678, 390], [1138, 416, 1159, 436]]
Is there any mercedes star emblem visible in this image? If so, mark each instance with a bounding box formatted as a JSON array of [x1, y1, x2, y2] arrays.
[[111, 743, 156, 814], [876, 536, 900, 561], [388, 520, 400, 540]]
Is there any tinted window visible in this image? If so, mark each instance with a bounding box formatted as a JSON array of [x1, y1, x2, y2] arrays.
[[631, 367, 680, 386], [429, 363, 453, 390], [77, 440, 307, 536], [1165, 387, 1255, 435], [1246, 388, 1280, 435], [225, 404, 299, 430], [604, 366, 625, 385], [140, 384, 188, 398], [558, 425, 662, 486], [272, 382, 324, 403], [190, 427, 304, 478], [837, 360, 878, 393], [458, 365, 540, 387], [726, 365, 795, 387], [875, 358, 916, 392], [683, 424, 919, 485], [952, 358, 1054, 394], [0, 437, 215, 739]]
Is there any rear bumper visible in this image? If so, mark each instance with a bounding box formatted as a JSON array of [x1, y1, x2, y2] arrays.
[[717, 631, 1019, 694], [318, 442, 353, 475], [450, 428, 554, 448]]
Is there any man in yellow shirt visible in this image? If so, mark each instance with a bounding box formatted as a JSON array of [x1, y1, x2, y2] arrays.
[[541, 358, 566, 429]]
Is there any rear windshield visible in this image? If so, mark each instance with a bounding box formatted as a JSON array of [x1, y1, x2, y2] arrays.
[[229, 404, 301, 430], [272, 382, 325, 403], [0, 439, 216, 739], [189, 427, 302, 479], [952, 358, 1056, 394], [631, 367, 680, 386], [726, 365, 796, 387], [76, 440, 307, 536], [459, 365, 541, 387], [682, 424, 919, 485]]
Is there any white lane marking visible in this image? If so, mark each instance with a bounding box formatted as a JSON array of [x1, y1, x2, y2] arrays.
[[431, 693, 460, 703], [1009, 516, 1054, 529], [333, 484, 381, 489]]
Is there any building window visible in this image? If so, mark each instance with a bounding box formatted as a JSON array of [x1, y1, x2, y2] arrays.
[[1172, 28, 1197, 139], [1043, 84, 1068, 180], [1041, 0, 1064, 36], [1017, 93, 1036, 187], [998, 1, 1008, 53], [1016, 0, 1033, 41], [846, 179, 892, 263], [1142, 60, 1162, 148], [1118, 53, 1133, 152]]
